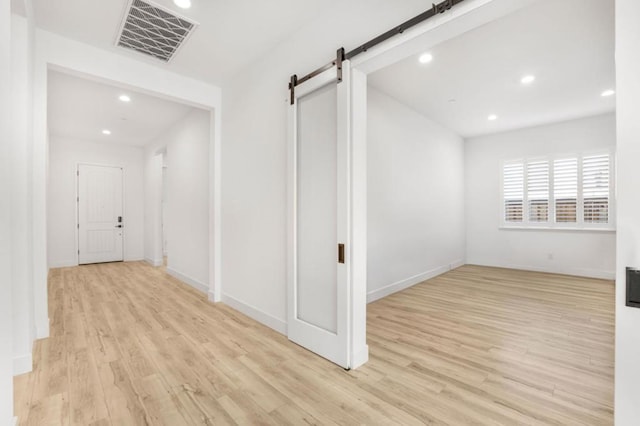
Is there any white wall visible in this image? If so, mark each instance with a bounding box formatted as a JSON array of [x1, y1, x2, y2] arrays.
[[465, 114, 616, 279], [1, 1, 15, 423], [47, 137, 145, 267], [367, 88, 465, 302], [615, 0, 640, 422], [11, 11, 36, 377], [144, 109, 210, 292], [144, 150, 163, 267]]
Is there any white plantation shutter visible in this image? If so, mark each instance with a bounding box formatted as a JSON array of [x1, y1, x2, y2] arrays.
[[503, 162, 524, 222], [554, 158, 578, 223], [501, 152, 613, 229], [583, 154, 610, 224], [527, 160, 549, 222]]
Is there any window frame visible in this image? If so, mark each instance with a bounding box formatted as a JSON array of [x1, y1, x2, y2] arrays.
[[500, 149, 615, 231]]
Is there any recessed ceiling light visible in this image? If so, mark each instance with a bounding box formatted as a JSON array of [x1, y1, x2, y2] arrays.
[[601, 89, 615, 97], [119, 94, 131, 102], [418, 53, 433, 64], [102, 129, 112, 135], [173, 0, 191, 9], [488, 114, 498, 121], [521, 75, 536, 85]]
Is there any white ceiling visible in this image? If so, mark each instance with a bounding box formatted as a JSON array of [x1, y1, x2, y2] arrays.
[[33, 0, 341, 85], [48, 70, 194, 146], [368, 0, 616, 139]]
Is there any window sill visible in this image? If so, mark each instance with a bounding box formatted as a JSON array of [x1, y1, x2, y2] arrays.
[[499, 226, 616, 233]]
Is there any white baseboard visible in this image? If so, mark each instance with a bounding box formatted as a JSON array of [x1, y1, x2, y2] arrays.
[[166, 267, 209, 294], [450, 259, 465, 270], [13, 353, 32, 376], [50, 258, 147, 268], [221, 293, 287, 335], [36, 318, 49, 339], [467, 261, 615, 280], [144, 257, 163, 267], [13, 417, 17, 426], [351, 345, 369, 370], [367, 259, 464, 303], [208, 291, 221, 303], [48, 260, 78, 268]]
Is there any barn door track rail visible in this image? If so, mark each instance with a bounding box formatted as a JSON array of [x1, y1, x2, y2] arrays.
[[288, 0, 466, 104]]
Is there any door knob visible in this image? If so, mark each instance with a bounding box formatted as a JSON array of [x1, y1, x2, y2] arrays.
[[115, 224, 123, 228]]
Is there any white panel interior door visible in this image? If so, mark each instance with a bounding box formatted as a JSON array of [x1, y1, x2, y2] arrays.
[[78, 164, 124, 265], [288, 64, 351, 368]]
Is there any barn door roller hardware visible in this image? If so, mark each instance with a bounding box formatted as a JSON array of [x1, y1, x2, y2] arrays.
[[289, 48, 345, 105], [288, 0, 465, 104]]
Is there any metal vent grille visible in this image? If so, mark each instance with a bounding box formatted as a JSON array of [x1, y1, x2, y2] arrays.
[[116, 0, 197, 62]]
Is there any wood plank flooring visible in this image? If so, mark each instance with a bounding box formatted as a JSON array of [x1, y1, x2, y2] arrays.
[[14, 263, 614, 425]]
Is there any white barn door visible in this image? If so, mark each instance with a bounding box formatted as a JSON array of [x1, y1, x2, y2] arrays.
[[78, 164, 124, 265], [287, 61, 352, 368]]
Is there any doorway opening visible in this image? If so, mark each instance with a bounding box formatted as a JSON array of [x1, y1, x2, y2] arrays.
[[358, 0, 615, 421], [46, 68, 219, 303], [365, 0, 615, 300]]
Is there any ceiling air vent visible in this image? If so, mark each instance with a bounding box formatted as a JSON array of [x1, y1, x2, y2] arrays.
[[116, 0, 198, 63]]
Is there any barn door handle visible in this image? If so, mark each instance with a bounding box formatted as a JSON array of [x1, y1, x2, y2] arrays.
[[338, 244, 345, 264]]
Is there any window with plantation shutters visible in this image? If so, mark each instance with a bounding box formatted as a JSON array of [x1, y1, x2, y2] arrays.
[[503, 162, 524, 222], [554, 158, 578, 223], [527, 160, 549, 222], [583, 154, 610, 224], [501, 151, 613, 229]]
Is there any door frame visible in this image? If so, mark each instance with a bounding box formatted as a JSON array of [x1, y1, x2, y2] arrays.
[[33, 34, 222, 339], [76, 162, 126, 265]]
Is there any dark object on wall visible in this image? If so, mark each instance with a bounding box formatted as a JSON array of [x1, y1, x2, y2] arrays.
[[626, 267, 640, 308]]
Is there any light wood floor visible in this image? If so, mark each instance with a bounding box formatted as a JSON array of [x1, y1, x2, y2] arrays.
[[14, 263, 614, 425]]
